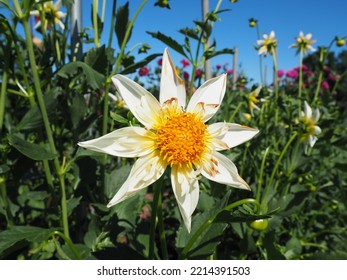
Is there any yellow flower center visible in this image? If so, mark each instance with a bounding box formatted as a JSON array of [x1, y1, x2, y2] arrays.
[[155, 99, 208, 167]]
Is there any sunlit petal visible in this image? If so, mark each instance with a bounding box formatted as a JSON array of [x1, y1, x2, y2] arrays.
[[107, 152, 167, 207], [159, 48, 186, 108], [112, 74, 161, 128], [171, 165, 200, 233], [201, 152, 251, 190], [186, 74, 227, 122], [208, 123, 259, 150], [78, 127, 156, 158]]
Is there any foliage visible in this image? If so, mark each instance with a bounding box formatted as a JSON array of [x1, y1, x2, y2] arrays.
[[0, 0, 346, 260]]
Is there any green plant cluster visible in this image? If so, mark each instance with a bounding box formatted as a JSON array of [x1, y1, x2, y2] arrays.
[[0, 0, 346, 260]]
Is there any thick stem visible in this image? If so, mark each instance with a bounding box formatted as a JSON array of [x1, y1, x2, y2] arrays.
[[148, 181, 161, 260], [16, 2, 70, 238]]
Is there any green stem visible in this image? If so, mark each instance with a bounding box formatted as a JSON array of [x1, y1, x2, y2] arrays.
[[228, 102, 242, 122], [180, 198, 260, 259], [260, 132, 298, 212], [49, 231, 81, 260], [272, 48, 279, 126], [298, 51, 303, 110], [157, 189, 168, 259], [93, 0, 100, 48], [0, 63, 8, 132], [16, 2, 69, 238], [0, 177, 13, 227], [256, 147, 270, 203], [255, 24, 264, 84], [148, 181, 161, 260]]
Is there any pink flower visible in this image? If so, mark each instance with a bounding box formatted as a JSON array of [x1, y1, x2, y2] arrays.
[[180, 59, 190, 68], [195, 68, 202, 78], [321, 81, 329, 89], [227, 69, 233, 75], [286, 69, 299, 79], [183, 71, 190, 80], [277, 70, 285, 78], [216, 64, 222, 70], [305, 70, 314, 76], [157, 58, 162, 66], [139, 66, 150, 76]]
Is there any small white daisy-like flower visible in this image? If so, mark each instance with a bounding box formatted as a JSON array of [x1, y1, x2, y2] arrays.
[[290, 31, 316, 55], [257, 31, 277, 57], [78, 49, 259, 232], [299, 101, 321, 153], [30, 0, 66, 30]]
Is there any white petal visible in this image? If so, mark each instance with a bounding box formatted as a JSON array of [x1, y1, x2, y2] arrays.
[[57, 11, 67, 19], [159, 49, 186, 108], [112, 74, 161, 128], [78, 127, 156, 158], [304, 101, 312, 118], [186, 74, 227, 122], [201, 152, 250, 190], [171, 165, 200, 232], [308, 135, 318, 147], [313, 108, 320, 122], [314, 125, 321, 135], [107, 152, 167, 207], [30, 10, 40, 16], [208, 122, 259, 151]]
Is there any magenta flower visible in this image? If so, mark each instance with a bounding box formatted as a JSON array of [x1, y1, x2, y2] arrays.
[[157, 58, 163, 66], [195, 68, 202, 78], [286, 69, 299, 79], [277, 70, 285, 78], [227, 69, 234, 75], [183, 71, 190, 80], [321, 81, 329, 89], [216, 64, 222, 70], [139, 66, 150, 77], [180, 59, 190, 68]]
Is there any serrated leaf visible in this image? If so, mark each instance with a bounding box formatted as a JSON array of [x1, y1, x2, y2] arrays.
[[70, 94, 87, 128], [147, 31, 187, 57], [0, 226, 53, 259], [57, 61, 104, 89], [203, 48, 234, 60], [115, 2, 131, 48], [84, 45, 109, 75], [15, 88, 60, 131], [179, 27, 200, 40], [120, 53, 162, 75], [8, 134, 56, 160]]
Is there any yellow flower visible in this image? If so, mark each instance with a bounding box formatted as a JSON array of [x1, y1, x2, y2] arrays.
[[335, 36, 346, 47], [30, 0, 66, 30], [78, 49, 259, 232], [257, 31, 277, 56], [290, 31, 316, 55]]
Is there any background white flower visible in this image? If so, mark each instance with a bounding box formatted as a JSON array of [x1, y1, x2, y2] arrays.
[[30, 0, 66, 30]]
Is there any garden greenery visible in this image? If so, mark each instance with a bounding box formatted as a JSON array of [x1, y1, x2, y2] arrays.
[[0, 0, 346, 260]]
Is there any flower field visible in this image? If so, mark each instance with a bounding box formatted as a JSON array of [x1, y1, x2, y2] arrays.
[[0, 0, 346, 260]]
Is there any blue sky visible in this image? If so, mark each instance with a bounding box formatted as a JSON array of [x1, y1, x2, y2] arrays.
[[89, 0, 347, 84], [3, 0, 347, 85]]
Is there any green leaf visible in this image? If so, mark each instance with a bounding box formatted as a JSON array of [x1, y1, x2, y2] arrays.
[[179, 27, 200, 41], [204, 48, 234, 60], [57, 61, 105, 89], [8, 134, 56, 161], [214, 210, 270, 223], [66, 196, 82, 216], [147, 31, 187, 57], [0, 164, 10, 175], [120, 53, 162, 75], [70, 94, 87, 128], [115, 2, 132, 48], [0, 226, 53, 259], [84, 45, 109, 75], [15, 88, 60, 132], [110, 111, 129, 124]]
